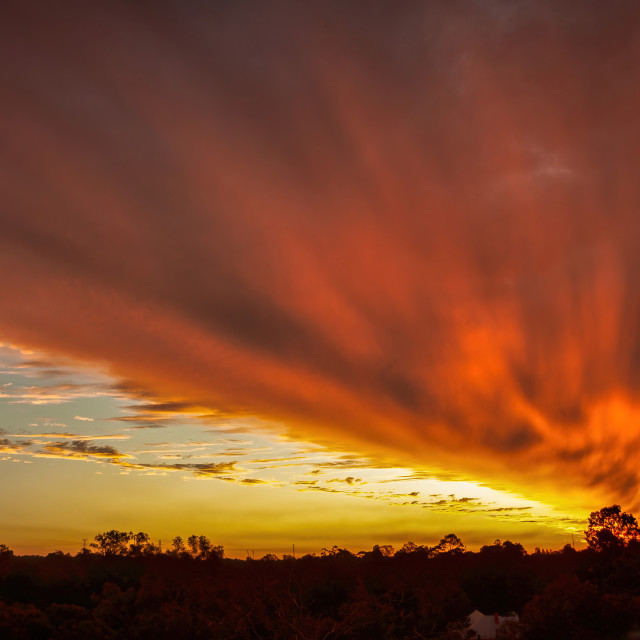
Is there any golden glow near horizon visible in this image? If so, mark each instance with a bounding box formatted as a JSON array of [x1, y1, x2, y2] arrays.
[[0, 344, 584, 556]]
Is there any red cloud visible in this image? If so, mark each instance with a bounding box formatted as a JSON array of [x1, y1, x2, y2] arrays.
[[1, 1, 640, 508]]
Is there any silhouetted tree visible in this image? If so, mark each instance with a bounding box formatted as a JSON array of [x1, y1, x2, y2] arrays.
[[374, 544, 395, 557], [168, 536, 187, 558], [585, 505, 640, 551], [11, 519, 640, 639], [396, 540, 432, 558], [90, 530, 132, 556], [434, 533, 465, 554], [397, 541, 418, 555], [196, 534, 211, 559], [320, 545, 353, 558], [0, 544, 12, 579], [185, 534, 223, 560], [520, 574, 637, 640], [480, 539, 526, 560], [129, 531, 157, 556]]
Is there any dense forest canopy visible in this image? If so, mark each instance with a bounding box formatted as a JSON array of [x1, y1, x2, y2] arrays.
[[1, 506, 640, 639]]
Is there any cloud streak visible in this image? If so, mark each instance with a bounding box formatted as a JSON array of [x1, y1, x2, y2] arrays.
[[37, 440, 131, 460], [1, 1, 640, 509], [0, 383, 111, 404]]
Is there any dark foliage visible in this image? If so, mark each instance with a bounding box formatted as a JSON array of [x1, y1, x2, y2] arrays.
[[585, 505, 640, 552], [0, 511, 640, 639]]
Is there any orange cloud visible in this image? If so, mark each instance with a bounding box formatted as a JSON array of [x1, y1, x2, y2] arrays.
[[0, 439, 32, 455], [1, 1, 639, 510]]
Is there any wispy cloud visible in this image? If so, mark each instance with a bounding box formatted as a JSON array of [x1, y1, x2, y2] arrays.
[[10, 433, 130, 441], [326, 476, 363, 485], [37, 440, 131, 460], [0, 383, 111, 404], [116, 459, 238, 478]]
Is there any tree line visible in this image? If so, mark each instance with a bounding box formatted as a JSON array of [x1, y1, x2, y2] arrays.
[[6, 502, 633, 562], [0, 505, 639, 639], [83, 531, 224, 560]]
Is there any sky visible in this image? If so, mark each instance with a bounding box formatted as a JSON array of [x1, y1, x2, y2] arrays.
[[1, 0, 639, 555]]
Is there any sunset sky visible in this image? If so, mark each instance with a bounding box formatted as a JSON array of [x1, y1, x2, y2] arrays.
[[1, 0, 639, 556]]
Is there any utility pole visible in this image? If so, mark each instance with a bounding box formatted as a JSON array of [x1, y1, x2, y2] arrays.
[[293, 543, 295, 558], [82, 538, 87, 551], [572, 532, 575, 549]]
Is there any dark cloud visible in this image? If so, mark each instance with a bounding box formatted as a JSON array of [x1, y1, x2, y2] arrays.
[[427, 497, 481, 508], [182, 462, 238, 477], [40, 440, 128, 459], [0, 438, 32, 453], [66, 441, 121, 456], [131, 461, 238, 476], [124, 401, 198, 414], [115, 459, 238, 479], [483, 423, 542, 453]]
